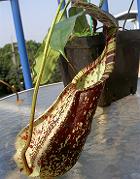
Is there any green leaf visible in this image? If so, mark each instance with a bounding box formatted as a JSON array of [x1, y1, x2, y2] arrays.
[[50, 11, 84, 57], [69, 7, 90, 35], [32, 10, 65, 85], [33, 45, 60, 85]]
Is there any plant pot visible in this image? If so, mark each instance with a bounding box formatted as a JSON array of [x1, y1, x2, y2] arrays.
[[99, 30, 140, 106], [59, 33, 105, 86], [59, 30, 140, 106]]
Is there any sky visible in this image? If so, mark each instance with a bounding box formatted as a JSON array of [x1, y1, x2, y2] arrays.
[[0, 0, 137, 47]]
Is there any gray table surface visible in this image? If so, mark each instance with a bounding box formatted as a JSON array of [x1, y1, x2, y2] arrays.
[[0, 80, 140, 179]]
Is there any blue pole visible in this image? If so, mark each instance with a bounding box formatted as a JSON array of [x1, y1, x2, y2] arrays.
[[137, 0, 140, 28], [102, 0, 109, 12], [10, 0, 32, 89], [57, 0, 65, 9]]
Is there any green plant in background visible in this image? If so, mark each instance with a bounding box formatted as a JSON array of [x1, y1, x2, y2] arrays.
[[0, 41, 41, 97]]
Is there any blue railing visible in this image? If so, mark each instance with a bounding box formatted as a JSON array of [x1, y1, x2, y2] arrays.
[[10, 0, 32, 89]]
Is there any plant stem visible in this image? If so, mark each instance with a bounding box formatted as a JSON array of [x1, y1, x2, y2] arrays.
[[0, 80, 19, 101], [20, 0, 70, 175], [87, 0, 93, 34]]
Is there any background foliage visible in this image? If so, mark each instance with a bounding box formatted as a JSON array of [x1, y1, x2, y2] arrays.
[[0, 41, 62, 97]]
